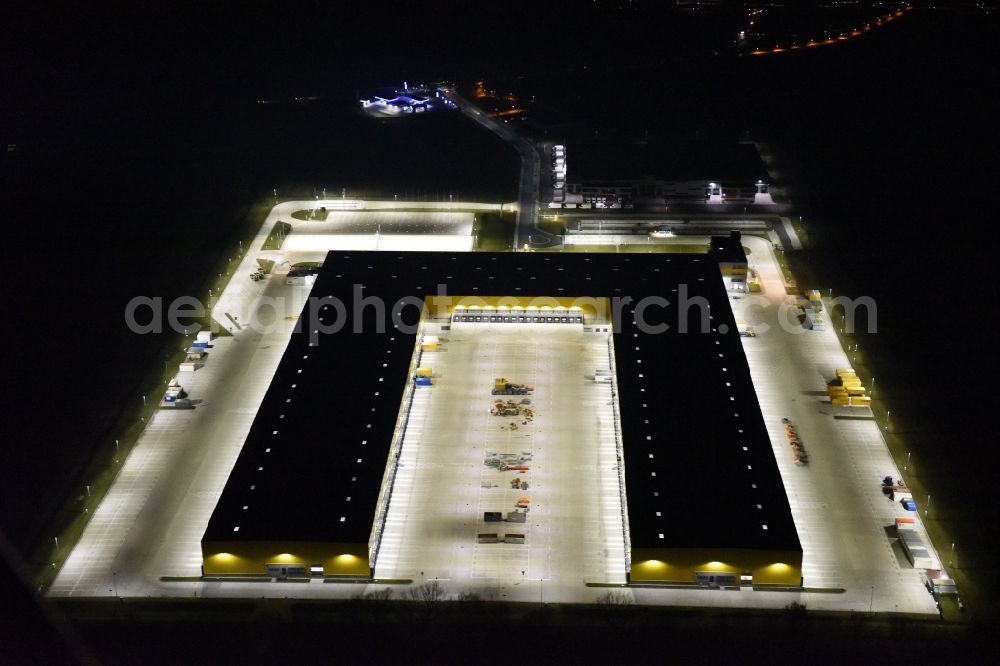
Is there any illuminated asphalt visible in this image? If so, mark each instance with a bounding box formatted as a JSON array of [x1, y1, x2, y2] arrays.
[[373, 322, 628, 602]]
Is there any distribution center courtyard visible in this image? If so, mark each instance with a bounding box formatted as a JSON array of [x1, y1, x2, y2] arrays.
[[47, 201, 939, 613], [374, 322, 628, 599]]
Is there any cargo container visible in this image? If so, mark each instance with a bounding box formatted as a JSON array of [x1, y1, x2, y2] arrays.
[[846, 386, 867, 396], [898, 524, 933, 568], [807, 289, 822, 302], [503, 533, 526, 544], [831, 396, 850, 406], [196, 331, 213, 343], [506, 511, 527, 523], [416, 367, 433, 378], [415, 377, 432, 386], [192, 341, 210, 348], [477, 533, 499, 544], [900, 498, 916, 511], [484, 512, 503, 522], [850, 396, 871, 407]]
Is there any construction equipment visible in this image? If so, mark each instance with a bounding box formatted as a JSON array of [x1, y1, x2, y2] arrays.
[[828, 368, 870, 407], [510, 478, 522, 489], [491, 400, 521, 416], [785, 420, 808, 465], [492, 377, 533, 395]]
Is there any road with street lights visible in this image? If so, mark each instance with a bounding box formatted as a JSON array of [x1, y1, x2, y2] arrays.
[[440, 87, 554, 250]]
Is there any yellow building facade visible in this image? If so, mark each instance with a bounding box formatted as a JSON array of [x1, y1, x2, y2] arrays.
[[630, 547, 803, 586], [202, 541, 370, 577]]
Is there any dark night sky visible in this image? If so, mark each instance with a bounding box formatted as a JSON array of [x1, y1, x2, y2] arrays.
[[2, 0, 999, 659]]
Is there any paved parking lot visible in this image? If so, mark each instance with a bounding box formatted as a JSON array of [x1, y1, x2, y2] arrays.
[[374, 322, 628, 602], [726, 235, 938, 614]]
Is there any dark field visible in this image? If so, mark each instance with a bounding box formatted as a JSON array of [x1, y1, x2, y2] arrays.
[[2, 1, 998, 659]]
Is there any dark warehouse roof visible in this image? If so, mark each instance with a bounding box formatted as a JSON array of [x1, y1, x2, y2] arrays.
[[203, 248, 800, 557]]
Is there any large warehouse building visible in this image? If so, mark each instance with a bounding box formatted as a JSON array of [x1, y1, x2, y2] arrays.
[[202, 238, 802, 586]]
